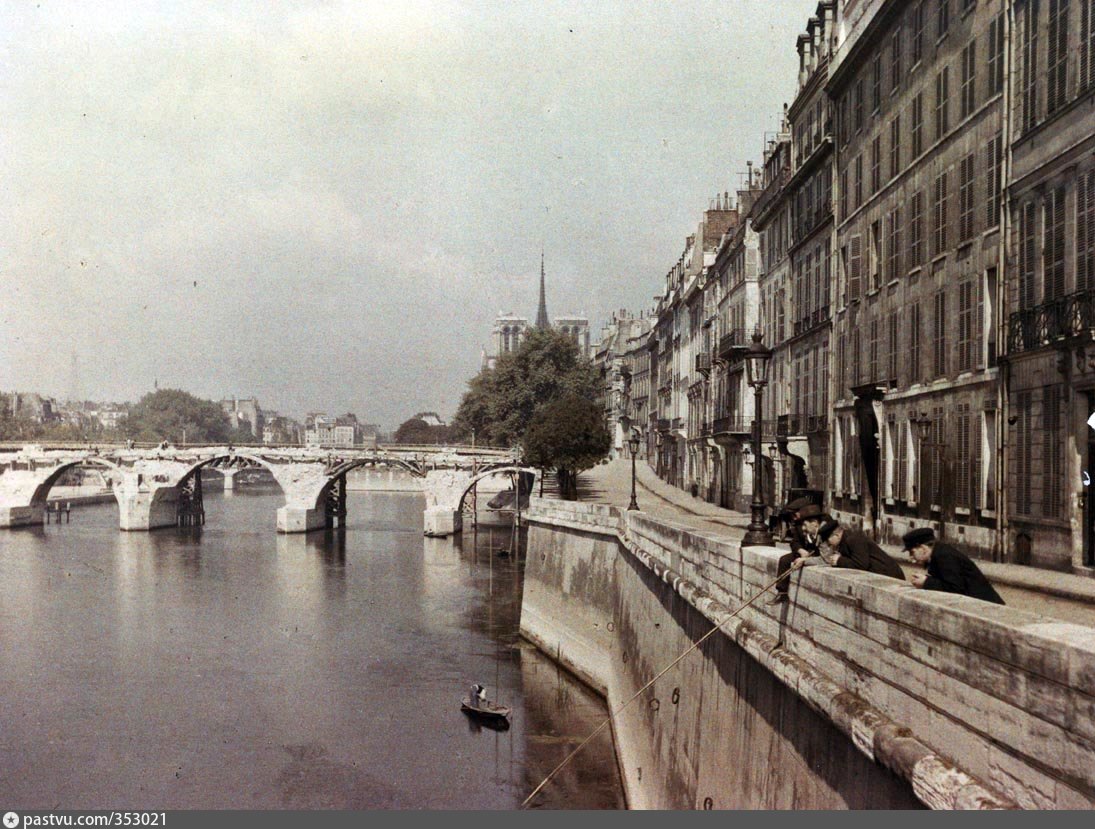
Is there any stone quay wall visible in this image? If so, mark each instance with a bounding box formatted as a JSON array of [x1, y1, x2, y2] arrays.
[[519, 499, 1095, 809]]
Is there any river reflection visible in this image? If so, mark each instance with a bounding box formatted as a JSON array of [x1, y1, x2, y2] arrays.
[[0, 489, 622, 809]]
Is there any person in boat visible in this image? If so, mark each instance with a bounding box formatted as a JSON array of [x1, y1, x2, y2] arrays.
[[470, 683, 488, 708]]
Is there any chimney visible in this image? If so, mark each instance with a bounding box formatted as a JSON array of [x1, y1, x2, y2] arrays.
[[797, 34, 809, 88], [807, 17, 820, 73]]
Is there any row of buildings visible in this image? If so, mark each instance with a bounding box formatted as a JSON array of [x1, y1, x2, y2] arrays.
[[594, 0, 1094, 574]]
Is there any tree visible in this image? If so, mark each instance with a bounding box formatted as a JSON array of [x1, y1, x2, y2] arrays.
[[522, 393, 610, 500], [122, 389, 236, 444], [452, 327, 601, 447], [393, 416, 454, 445]]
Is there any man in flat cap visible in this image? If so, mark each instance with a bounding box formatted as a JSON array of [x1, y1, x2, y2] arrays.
[[902, 527, 1005, 604], [817, 520, 905, 580], [767, 502, 827, 604]]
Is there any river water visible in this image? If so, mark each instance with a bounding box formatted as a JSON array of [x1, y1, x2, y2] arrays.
[[0, 487, 623, 810]]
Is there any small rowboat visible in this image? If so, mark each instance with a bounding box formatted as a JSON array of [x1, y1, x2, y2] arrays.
[[461, 695, 512, 723]]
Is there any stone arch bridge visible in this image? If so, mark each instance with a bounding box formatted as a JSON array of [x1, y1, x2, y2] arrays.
[[0, 444, 530, 535]]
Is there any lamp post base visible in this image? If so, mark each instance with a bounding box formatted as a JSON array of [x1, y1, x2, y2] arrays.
[[627, 496, 639, 511], [742, 527, 774, 547]]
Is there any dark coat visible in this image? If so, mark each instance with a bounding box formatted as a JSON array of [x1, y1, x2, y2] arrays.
[[924, 544, 1005, 604], [834, 530, 905, 580]]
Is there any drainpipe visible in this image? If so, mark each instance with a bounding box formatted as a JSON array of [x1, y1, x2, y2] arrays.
[[994, 3, 1015, 563]]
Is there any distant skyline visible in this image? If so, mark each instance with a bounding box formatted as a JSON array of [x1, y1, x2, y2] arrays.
[[0, 1, 802, 429]]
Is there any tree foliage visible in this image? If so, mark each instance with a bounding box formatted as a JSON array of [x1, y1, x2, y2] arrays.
[[393, 417, 455, 445], [451, 327, 601, 448], [522, 393, 610, 500], [121, 389, 243, 444]]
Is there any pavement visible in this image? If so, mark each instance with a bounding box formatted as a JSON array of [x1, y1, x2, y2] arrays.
[[572, 458, 1095, 628]]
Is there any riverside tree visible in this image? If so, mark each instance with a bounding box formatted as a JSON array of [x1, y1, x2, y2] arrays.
[[122, 388, 249, 444], [451, 327, 602, 448], [521, 393, 610, 501]]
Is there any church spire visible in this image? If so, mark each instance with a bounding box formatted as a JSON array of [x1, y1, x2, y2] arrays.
[[535, 249, 550, 329]]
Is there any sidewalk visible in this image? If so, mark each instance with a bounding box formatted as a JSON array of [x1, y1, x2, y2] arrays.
[[574, 459, 1095, 623]]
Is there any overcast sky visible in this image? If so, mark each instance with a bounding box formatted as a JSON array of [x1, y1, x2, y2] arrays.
[[1, 1, 802, 429]]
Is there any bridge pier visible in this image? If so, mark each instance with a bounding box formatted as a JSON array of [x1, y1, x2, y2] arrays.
[[276, 506, 326, 534], [423, 507, 462, 537], [116, 484, 181, 531], [0, 504, 45, 528], [222, 469, 238, 491]]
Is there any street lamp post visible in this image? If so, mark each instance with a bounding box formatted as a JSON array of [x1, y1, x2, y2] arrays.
[[743, 330, 774, 547], [627, 429, 641, 511]]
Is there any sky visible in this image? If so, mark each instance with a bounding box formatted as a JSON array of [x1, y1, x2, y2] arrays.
[[0, 0, 803, 430]]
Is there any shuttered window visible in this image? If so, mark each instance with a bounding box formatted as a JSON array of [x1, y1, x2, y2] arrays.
[[854, 154, 863, 208], [959, 153, 975, 243], [934, 289, 947, 377], [1020, 201, 1037, 308], [930, 407, 945, 507], [852, 327, 862, 387], [869, 319, 880, 382], [988, 14, 1005, 96], [1047, 0, 1069, 115], [958, 280, 975, 371], [933, 171, 948, 255], [888, 311, 899, 383], [972, 411, 983, 510], [1016, 392, 1033, 515], [1043, 385, 1063, 518], [910, 190, 924, 268], [888, 207, 902, 282], [840, 169, 849, 220], [871, 135, 881, 193], [1083, 0, 1095, 92], [986, 132, 1002, 228], [890, 116, 901, 178], [956, 405, 971, 508], [910, 302, 922, 382], [873, 53, 882, 113], [855, 79, 864, 132], [961, 41, 977, 119], [1022, 0, 1040, 133], [897, 416, 909, 501], [892, 27, 902, 93], [849, 234, 862, 301], [1044, 187, 1066, 300], [935, 67, 950, 140], [1079, 170, 1095, 292], [913, 2, 925, 64], [911, 93, 924, 158]]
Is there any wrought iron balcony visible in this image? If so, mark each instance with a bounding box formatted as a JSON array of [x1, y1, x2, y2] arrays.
[[695, 353, 711, 376], [1007, 289, 1095, 353], [656, 418, 671, 432], [718, 329, 749, 360]]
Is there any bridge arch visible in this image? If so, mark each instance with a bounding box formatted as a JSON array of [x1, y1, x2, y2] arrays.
[[455, 465, 539, 514], [29, 457, 122, 507]]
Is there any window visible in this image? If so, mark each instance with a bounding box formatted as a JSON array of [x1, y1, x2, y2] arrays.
[[913, 2, 926, 65], [933, 171, 948, 256], [929, 407, 945, 506], [935, 67, 950, 140], [1084, 0, 1095, 92], [888, 311, 899, 382], [1015, 391, 1033, 515], [988, 14, 1005, 96], [1047, 0, 1069, 115], [1043, 385, 1063, 519], [962, 0, 976, 12], [891, 27, 902, 94], [910, 190, 924, 267], [852, 328, 862, 387], [854, 154, 863, 209], [933, 289, 947, 376], [1080, 170, 1095, 292], [872, 53, 882, 113], [855, 78, 864, 133], [840, 169, 849, 220], [897, 416, 909, 500], [986, 132, 1002, 228], [890, 116, 901, 178], [959, 153, 975, 243], [849, 234, 863, 301], [938, 0, 951, 39], [956, 405, 971, 507], [1020, 201, 1038, 308], [871, 135, 881, 193], [869, 319, 880, 381], [870, 219, 882, 289], [1044, 186, 1066, 300], [888, 207, 902, 281], [985, 267, 997, 366], [1022, 0, 1040, 132], [961, 41, 977, 118], [911, 93, 924, 158], [910, 302, 922, 382], [958, 280, 975, 371]]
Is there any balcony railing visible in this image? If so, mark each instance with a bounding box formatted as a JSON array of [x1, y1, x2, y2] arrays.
[[711, 418, 779, 438], [656, 418, 671, 432], [1008, 289, 1095, 353], [695, 353, 711, 375], [718, 329, 749, 359]]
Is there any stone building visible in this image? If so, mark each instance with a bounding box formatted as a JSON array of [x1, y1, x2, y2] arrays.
[[1004, 0, 1095, 570], [827, 0, 1005, 557], [221, 396, 264, 440], [592, 310, 653, 458]]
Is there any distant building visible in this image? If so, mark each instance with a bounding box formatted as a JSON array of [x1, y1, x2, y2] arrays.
[[304, 412, 365, 448], [262, 412, 303, 446], [221, 397, 263, 440], [4, 392, 58, 424], [592, 310, 653, 458]]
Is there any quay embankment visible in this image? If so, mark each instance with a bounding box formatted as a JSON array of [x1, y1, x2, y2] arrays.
[[520, 481, 1095, 809]]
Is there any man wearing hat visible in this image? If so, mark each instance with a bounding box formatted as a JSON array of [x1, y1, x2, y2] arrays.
[[817, 520, 905, 580], [767, 502, 827, 604], [902, 527, 1005, 604]]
